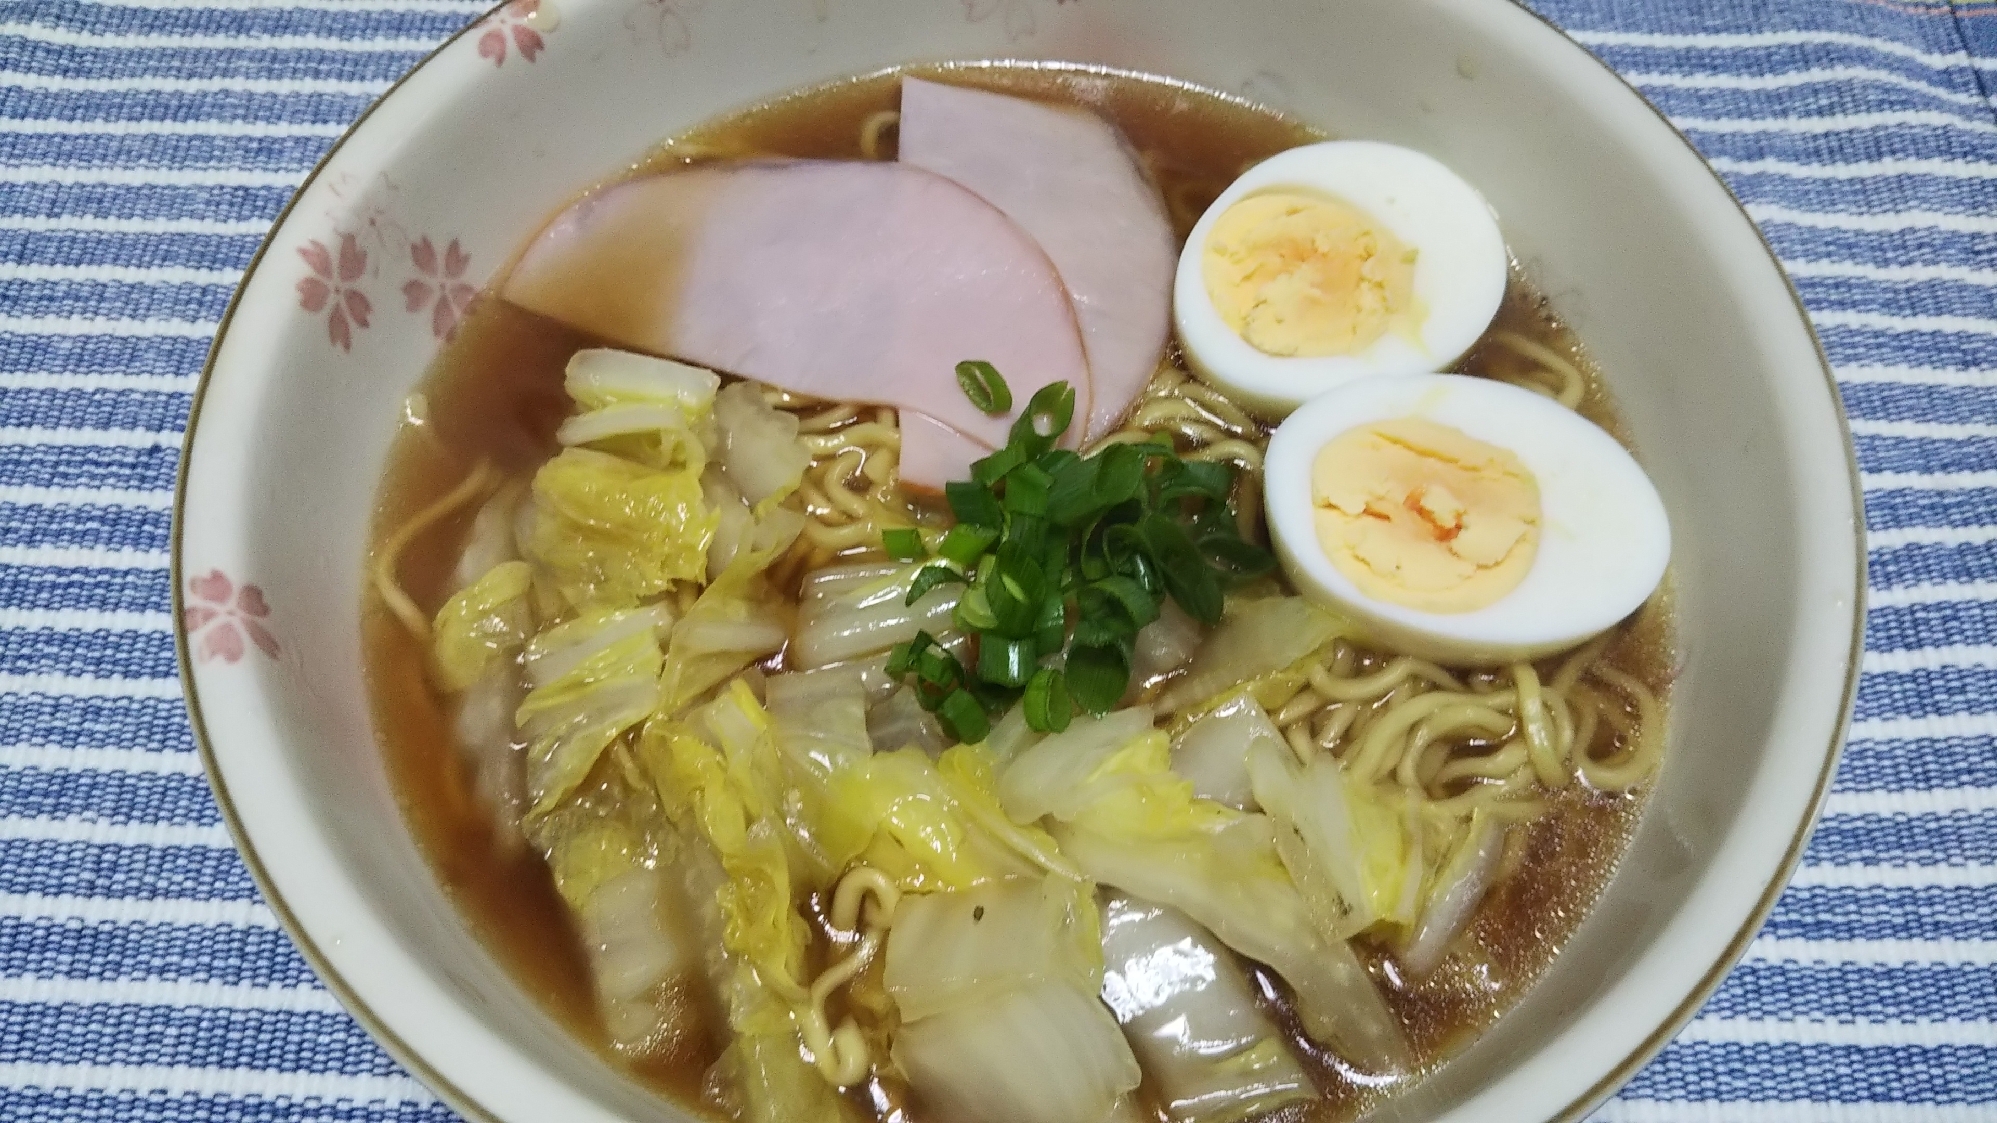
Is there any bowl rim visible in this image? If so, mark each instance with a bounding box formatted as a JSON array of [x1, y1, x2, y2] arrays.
[[170, 2, 1867, 1120]]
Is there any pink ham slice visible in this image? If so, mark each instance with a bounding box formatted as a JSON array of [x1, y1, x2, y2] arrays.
[[500, 159, 1090, 489], [899, 78, 1175, 443]]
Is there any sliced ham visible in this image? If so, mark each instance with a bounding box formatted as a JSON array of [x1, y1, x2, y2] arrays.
[[899, 77, 1176, 443], [501, 159, 1089, 489]]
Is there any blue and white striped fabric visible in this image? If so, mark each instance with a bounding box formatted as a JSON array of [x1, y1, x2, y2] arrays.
[[0, 0, 1990, 1119]]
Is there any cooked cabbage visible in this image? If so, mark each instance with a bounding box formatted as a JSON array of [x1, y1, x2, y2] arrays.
[[884, 877, 1102, 1022], [523, 602, 674, 692], [1099, 894, 1316, 1123], [516, 627, 663, 817], [641, 684, 818, 1004], [453, 663, 527, 843], [893, 980, 1140, 1123], [1169, 692, 1283, 810], [764, 664, 876, 775], [887, 877, 1134, 1123], [660, 532, 797, 718], [1035, 727, 1411, 1072], [867, 685, 948, 758], [431, 559, 535, 693], [1401, 810, 1506, 978], [714, 380, 811, 507], [983, 703, 1045, 765], [527, 446, 715, 610], [1159, 596, 1346, 718], [1054, 818, 1409, 1073], [452, 481, 524, 592], [567, 347, 722, 411], [997, 707, 1167, 824], [821, 748, 1040, 892], [1247, 737, 1421, 939], [558, 349, 719, 471], [714, 1010, 868, 1123], [532, 773, 705, 1056], [1132, 598, 1205, 685], [792, 560, 964, 670]]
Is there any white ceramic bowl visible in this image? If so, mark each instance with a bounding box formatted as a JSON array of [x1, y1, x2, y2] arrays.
[[174, 1, 1864, 1120]]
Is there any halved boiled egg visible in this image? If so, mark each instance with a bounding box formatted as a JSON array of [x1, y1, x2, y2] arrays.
[[1264, 373, 1669, 665], [1174, 141, 1509, 418]]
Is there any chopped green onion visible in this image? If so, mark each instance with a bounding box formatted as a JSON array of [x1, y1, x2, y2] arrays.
[[1003, 463, 1052, 517], [885, 368, 1274, 731], [1139, 512, 1225, 625], [971, 443, 1028, 487], [986, 554, 1045, 637], [1071, 614, 1130, 650], [1005, 513, 1049, 563], [939, 524, 999, 567], [978, 635, 1036, 688], [1066, 642, 1131, 715], [956, 360, 1013, 415], [937, 688, 991, 744], [1045, 456, 1101, 527], [1035, 448, 1081, 476], [1023, 667, 1073, 733], [887, 632, 935, 678], [947, 480, 1005, 530], [1033, 593, 1067, 657], [1200, 533, 1278, 580], [916, 644, 962, 689], [905, 563, 969, 606], [882, 527, 925, 562], [1156, 459, 1234, 503], [1090, 575, 1159, 629], [1093, 443, 1149, 509], [1008, 381, 1076, 457], [955, 587, 1000, 632]]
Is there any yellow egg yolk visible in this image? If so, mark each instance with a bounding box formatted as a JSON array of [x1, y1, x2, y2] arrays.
[[1201, 190, 1420, 358], [1311, 418, 1540, 613]]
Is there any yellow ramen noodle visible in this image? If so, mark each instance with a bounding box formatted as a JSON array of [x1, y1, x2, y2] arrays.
[[1311, 417, 1540, 613]]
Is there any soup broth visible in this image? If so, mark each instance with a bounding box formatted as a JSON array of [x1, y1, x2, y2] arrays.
[[364, 64, 1671, 1123]]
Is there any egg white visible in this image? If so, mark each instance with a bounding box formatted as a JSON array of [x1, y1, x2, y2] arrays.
[[1263, 373, 1670, 665], [1175, 141, 1510, 419]]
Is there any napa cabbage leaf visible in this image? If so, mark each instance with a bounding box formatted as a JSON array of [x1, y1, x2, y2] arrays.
[[430, 559, 535, 693], [882, 875, 1103, 1022], [1247, 737, 1422, 939], [641, 682, 816, 1009], [1034, 709, 1413, 1074], [713, 380, 810, 508], [557, 348, 719, 473], [527, 446, 715, 611], [1159, 596, 1347, 721], [892, 980, 1141, 1123], [658, 515, 801, 718], [516, 624, 663, 817], [529, 769, 710, 1054]]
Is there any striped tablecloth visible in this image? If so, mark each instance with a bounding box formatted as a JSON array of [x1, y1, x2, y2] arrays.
[[0, 0, 1991, 1119]]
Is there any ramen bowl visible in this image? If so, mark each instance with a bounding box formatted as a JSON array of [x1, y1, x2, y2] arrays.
[[174, 0, 1863, 1120]]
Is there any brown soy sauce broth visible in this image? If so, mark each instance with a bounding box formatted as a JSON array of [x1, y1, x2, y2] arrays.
[[362, 63, 1673, 1122]]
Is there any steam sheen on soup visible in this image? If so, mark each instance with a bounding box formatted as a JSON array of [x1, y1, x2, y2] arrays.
[[364, 64, 1672, 1123]]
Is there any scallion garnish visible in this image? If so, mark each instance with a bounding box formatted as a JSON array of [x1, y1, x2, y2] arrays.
[[882, 527, 926, 561], [955, 360, 1013, 415], [1023, 667, 1072, 733], [884, 365, 1275, 736]]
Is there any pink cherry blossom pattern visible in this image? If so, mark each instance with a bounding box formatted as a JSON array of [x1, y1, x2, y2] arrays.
[[296, 233, 373, 352], [631, 0, 700, 55], [960, 0, 1072, 40], [403, 236, 478, 340], [184, 569, 280, 665], [479, 0, 552, 66]]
